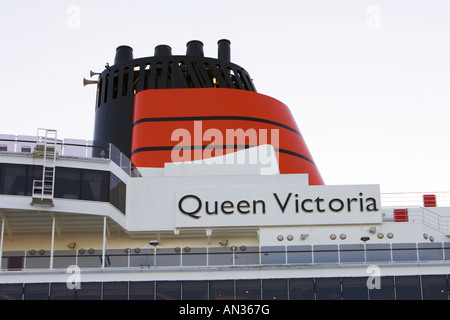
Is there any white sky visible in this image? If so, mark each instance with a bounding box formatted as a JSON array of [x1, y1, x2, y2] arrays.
[[0, 0, 449, 193]]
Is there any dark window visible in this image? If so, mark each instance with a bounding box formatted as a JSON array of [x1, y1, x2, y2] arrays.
[[54, 167, 81, 199], [262, 279, 288, 300], [129, 281, 155, 300], [0, 164, 122, 213], [421, 275, 448, 300], [289, 278, 314, 300], [76, 282, 102, 300], [368, 276, 395, 300], [81, 169, 109, 201], [342, 277, 368, 300], [313, 245, 338, 263], [236, 280, 261, 300], [315, 278, 341, 300], [209, 280, 234, 300], [26, 165, 43, 196], [50, 283, 76, 300], [392, 243, 417, 262], [109, 172, 126, 213], [261, 246, 286, 265], [156, 281, 181, 300], [23, 283, 49, 300], [339, 244, 365, 263], [156, 248, 180, 267], [103, 282, 128, 300], [4, 276, 450, 301], [182, 281, 207, 300], [287, 245, 312, 264], [0, 164, 43, 196], [0, 284, 23, 300], [182, 248, 207, 266], [418, 242, 443, 261], [366, 243, 391, 262], [2, 251, 24, 270], [208, 247, 233, 266], [0, 163, 27, 195], [395, 276, 421, 300]]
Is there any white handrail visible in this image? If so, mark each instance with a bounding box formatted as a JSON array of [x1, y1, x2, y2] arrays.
[[381, 192, 450, 208]]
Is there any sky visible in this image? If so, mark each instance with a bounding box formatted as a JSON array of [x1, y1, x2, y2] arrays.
[[0, 0, 449, 193]]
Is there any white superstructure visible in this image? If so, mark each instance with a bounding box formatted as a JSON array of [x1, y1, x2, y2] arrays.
[[0, 132, 449, 300]]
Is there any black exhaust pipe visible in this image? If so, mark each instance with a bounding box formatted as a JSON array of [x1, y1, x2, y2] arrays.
[[114, 45, 133, 65], [217, 39, 231, 62], [186, 40, 204, 57], [154, 44, 172, 57]]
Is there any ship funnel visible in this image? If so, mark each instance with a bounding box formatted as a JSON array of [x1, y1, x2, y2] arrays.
[[154, 44, 172, 57], [217, 39, 231, 62], [186, 40, 204, 57], [114, 45, 133, 65]]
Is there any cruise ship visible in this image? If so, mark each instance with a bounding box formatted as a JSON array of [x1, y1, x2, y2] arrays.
[[0, 39, 449, 302]]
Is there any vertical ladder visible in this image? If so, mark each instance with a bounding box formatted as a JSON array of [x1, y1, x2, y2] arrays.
[[31, 129, 57, 207]]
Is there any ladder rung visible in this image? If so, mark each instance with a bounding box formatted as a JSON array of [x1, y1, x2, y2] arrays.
[[32, 130, 57, 203]]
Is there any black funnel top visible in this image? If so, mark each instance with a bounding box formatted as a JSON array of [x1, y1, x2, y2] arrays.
[[217, 39, 231, 62], [114, 45, 133, 65], [93, 39, 255, 159], [186, 40, 204, 57], [154, 45, 172, 57]]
